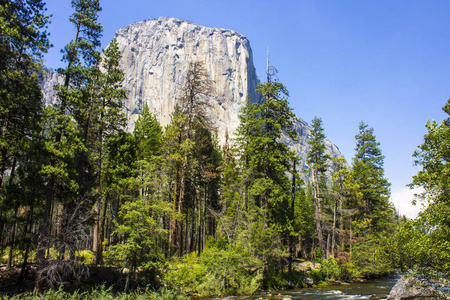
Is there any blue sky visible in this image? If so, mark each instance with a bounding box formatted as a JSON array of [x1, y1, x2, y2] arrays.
[[43, 0, 450, 218]]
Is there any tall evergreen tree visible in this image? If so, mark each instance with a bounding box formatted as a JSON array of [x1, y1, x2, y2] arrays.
[[0, 0, 50, 251], [352, 122, 391, 232], [165, 61, 214, 256], [36, 0, 102, 287], [235, 66, 297, 272], [0, 0, 51, 272], [92, 37, 127, 264], [134, 103, 162, 160], [306, 117, 331, 253]]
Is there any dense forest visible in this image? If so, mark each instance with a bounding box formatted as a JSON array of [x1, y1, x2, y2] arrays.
[[1, 0, 449, 299]]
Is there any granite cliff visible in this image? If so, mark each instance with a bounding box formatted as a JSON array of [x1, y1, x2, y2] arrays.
[[41, 16, 344, 174]]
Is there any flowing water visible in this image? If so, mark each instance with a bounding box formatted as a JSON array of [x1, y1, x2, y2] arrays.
[[207, 275, 400, 300]]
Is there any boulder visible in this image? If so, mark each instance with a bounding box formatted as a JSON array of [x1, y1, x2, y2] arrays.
[[388, 276, 447, 299]]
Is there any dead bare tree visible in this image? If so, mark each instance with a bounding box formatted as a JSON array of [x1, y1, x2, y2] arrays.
[[35, 198, 93, 292]]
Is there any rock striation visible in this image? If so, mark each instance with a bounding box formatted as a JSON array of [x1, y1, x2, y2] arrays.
[[41, 17, 344, 174], [114, 17, 261, 139]]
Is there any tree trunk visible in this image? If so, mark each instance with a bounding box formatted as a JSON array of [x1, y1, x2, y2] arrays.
[[177, 159, 186, 256], [289, 160, 296, 271], [349, 217, 353, 261], [92, 199, 99, 263], [16, 203, 33, 286], [7, 159, 18, 268], [202, 184, 207, 250], [197, 186, 202, 254], [331, 198, 337, 257], [326, 233, 330, 259], [97, 196, 108, 265], [312, 169, 324, 252], [7, 207, 18, 269], [170, 166, 179, 255]]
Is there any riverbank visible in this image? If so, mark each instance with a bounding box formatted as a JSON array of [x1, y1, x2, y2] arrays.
[[0, 256, 396, 299]]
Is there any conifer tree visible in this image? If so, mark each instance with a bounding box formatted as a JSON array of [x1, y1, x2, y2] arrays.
[[92, 37, 127, 264], [306, 117, 331, 253], [235, 65, 297, 272], [0, 0, 50, 256], [351, 122, 391, 232], [134, 103, 162, 160], [219, 129, 242, 241], [165, 61, 214, 256], [37, 0, 102, 285]]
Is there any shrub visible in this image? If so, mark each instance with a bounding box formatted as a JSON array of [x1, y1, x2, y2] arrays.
[[164, 239, 263, 296]]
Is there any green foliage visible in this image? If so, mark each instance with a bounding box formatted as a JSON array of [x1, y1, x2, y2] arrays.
[[381, 219, 434, 271], [350, 234, 394, 278], [0, 0, 51, 261], [134, 103, 162, 160], [351, 122, 393, 232], [381, 215, 450, 276], [234, 74, 298, 271], [308, 256, 342, 283], [75, 250, 94, 264], [307, 117, 331, 175], [379, 98, 450, 277], [165, 240, 263, 296], [306, 116, 331, 252], [112, 196, 169, 271], [5, 286, 186, 300]]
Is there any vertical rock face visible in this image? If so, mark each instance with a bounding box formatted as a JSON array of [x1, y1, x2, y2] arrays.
[[40, 67, 64, 107], [41, 16, 345, 174], [112, 16, 343, 169], [115, 16, 261, 143]]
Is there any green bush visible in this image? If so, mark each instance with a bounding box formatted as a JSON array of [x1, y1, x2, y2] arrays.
[[307, 256, 347, 284], [262, 269, 305, 289], [75, 250, 93, 264], [352, 234, 394, 278], [339, 262, 359, 282], [319, 256, 341, 280], [164, 239, 263, 296]]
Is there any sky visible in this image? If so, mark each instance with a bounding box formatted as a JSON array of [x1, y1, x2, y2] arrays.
[[42, 0, 450, 218]]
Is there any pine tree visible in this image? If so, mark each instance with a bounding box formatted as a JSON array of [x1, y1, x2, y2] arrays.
[[0, 0, 50, 259], [235, 66, 297, 272], [165, 61, 214, 256], [134, 103, 162, 160], [36, 0, 102, 288], [351, 122, 391, 232], [218, 129, 242, 241], [306, 117, 331, 253], [92, 37, 127, 265]]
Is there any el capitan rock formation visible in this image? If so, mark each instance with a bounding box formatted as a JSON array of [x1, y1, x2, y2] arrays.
[[41, 16, 344, 173]]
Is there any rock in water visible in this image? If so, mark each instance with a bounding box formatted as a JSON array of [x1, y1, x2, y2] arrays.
[[388, 276, 446, 299], [41, 17, 345, 173]]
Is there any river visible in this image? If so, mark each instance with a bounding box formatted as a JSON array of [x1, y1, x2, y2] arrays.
[[206, 275, 400, 300]]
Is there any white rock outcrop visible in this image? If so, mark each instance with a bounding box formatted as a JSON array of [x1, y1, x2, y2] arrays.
[[115, 17, 261, 141], [41, 17, 344, 174]]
